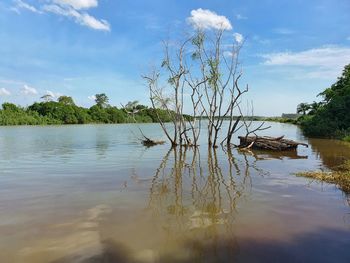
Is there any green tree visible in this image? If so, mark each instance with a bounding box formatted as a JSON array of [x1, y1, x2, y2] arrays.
[[0, 96, 174, 126], [58, 96, 75, 106], [41, 94, 53, 102], [89, 105, 110, 123], [296, 103, 310, 115], [2, 103, 20, 112], [95, 93, 109, 108], [106, 107, 126, 123], [308, 101, 323, 115], [300, 64, 350, 137]]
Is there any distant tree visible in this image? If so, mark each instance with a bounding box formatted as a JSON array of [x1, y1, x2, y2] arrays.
[[2, 103, 20, 112], [89, 105, 110, 123], [297, 103, 311, 115], [58, 96, 75, 106], [0, 96, 179, 126], [95, 93, 109, 108], [41, 94, 53, 102], [106, 107, 126, 123], [308, 101, 323, 115], [125, 100, 139, 110], [124, 100, 143, 121]]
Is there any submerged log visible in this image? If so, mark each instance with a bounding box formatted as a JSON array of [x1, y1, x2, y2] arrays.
[[238, 135, 308, 151], [138, 127, 165, 147], [142, 137, 165, 147]]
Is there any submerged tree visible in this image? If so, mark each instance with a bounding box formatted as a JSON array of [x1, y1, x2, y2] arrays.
[[143, 27, 256, 148]]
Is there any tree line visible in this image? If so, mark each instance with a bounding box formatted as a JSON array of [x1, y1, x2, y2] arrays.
[[297, 64, 350, 140], [0, 93, 177, 126]]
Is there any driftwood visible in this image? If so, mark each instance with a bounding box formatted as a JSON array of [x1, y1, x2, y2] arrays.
[[238, 135, 308, 151], [142, 137, 165, 147], [137, 128, 165, 147]]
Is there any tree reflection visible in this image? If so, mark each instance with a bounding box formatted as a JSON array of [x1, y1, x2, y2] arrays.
[[308, 138, 350, 168], [144, 146, 253, 261]]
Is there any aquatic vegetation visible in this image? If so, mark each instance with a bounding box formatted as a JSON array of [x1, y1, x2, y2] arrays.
[[297, 160, 350, 194]]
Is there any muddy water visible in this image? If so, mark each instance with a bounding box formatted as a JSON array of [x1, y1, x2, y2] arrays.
[[0, 123, 349, 263]]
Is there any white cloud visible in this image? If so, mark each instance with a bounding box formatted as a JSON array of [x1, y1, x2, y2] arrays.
[[0, 88, 11, 96], [43, 4, 110, 31], [45, 90, 62, 98], [79, 13, 110, 31], [12, 0, 110, 31], [262, 46, 350, 67], [187, 8, 232, 31], [88, 95, 96, 101], [53, 0, 98, 10], [233, 32, 244, 44], [261, 46, 350, 79], [236, 14, 247, 20], [13, 0, 42, 14], [21, 85, 38, 95]]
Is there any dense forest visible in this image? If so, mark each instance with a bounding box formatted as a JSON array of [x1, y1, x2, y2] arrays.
[[0, 93, 175, 125], [297, 64, 350, 140]]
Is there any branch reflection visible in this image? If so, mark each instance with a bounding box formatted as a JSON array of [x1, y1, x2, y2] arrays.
[[143, 146, 253, 260]]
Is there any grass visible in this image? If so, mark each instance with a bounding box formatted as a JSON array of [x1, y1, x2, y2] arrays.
[[342, 135, 350, 142], [296, 160, 350, 194]]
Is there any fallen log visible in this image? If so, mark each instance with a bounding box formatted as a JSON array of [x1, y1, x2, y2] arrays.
[[238, 135, 308, 151]]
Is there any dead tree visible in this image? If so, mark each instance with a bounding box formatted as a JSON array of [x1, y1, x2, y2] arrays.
[[143, 28, 264, 148]]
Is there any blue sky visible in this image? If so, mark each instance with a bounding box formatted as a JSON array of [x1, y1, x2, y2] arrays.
[[0, 0, 349, 116]]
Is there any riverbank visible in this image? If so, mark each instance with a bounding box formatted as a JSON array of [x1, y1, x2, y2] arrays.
[[261, 117, 298, 124]]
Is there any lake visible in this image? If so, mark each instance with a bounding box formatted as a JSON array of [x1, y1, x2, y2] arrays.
[[0, 122, 349, 263]]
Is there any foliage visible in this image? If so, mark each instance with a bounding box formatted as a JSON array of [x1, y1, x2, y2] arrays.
[[95, 93, 109, 108], [296, 103, 310, 115], [298, 64, 350, 138], [0, 94, 176, 126], [58, 95, 75, 106], [41, 94, 53, 102], [0, 103, 59, 125]]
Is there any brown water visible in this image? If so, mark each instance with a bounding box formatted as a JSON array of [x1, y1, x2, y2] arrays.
[[0, 123, 349, 263]]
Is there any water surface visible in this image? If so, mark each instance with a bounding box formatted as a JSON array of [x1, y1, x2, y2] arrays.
[[0, 123, 349, 263]]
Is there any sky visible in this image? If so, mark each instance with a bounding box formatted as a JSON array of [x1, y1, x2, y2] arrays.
[[0, 0, 349, 116]]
